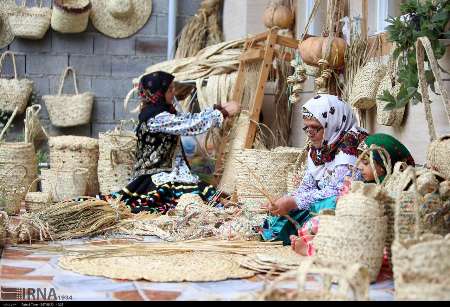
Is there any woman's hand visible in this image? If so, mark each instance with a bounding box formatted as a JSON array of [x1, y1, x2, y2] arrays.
[[222, 101, 240, 117], [261, 196, 297, 216]]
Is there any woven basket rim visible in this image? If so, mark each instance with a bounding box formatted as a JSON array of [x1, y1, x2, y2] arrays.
[[49, 136, 98, 149], [54, 0, 92, 14]]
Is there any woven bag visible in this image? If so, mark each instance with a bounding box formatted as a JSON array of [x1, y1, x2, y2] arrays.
[[51, 0, 91, 34], [8, 0, 51, 39], [44, 67, 94, 128], [314, 214, 387, 283], [376, 47, 405, 126], [98, 124, 137, 194], [24, 104, 48, 147], [235, 147, 300, 210], [349, 61, 386, 110], [41, 168, 88, 202], [258, 259, 370, 301], [416, 37, 450, 180], [391, 168, 450, 300], [49, 136, 99, 196], [0, 164, 28, 215], [0, 51, 34, 114]]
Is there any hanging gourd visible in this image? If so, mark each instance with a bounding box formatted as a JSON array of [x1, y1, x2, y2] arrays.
[[262, 0, 295, 29], [298, 36, 346, 69]]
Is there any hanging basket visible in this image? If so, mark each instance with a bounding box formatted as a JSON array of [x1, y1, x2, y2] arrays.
[[41, 168, 89, 202], [44, 67, 94, 128], [51, 0, 91, 34], [8, 0, 51, 39], [391, 167, 450, 301], [0, 51, 34, 114], [416, 37, 450, 181], [349, 61, 386, 110], [49, 136, 99, 196], [98, 124, 137, 194]]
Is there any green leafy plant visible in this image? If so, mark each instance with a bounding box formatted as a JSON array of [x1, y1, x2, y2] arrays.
[[380, 0, 450, 110]]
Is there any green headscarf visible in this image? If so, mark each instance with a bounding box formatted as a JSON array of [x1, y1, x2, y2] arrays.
[[357, 133, 415, 182]]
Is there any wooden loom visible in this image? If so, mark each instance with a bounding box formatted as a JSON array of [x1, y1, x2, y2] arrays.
[[213, 28, 298, 186]]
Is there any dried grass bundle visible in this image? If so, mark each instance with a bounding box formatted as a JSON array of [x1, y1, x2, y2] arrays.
[[10, 198, 133, 244], [175, 0, 223, 59]]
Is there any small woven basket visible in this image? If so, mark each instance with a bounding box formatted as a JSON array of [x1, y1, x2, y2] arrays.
[[8, 0, 51, 39], [349, 61, 386, 110], [51, 0, 91, 34], [98, 125, 137, 194], [392, 167, 450, 300], [314, 214, 387, 283], [49, 136, 99, 196], [24, 177, 53, 213], [0, 51, 34, 114], [416, 37, 450, 181], [41, 168, 88, 202], [44, 67, 94, 128]]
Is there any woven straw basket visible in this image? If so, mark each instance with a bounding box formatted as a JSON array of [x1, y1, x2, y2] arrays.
[[51, 0, 91, 34], [0, 164, 28, 215], [44, 67, 94, 128], [0, 211, 8, 248], [416, 37, 450, 181], [24, 177, 53, 213], [235, 147, 301, 210], [258, 259, 370, 301], [314, 214, 387, 283], [0, 51, 34, 114], [391, 167, 450, 300], [8, 0, 51, 39], [41, 168, 88, 202], [98, 126, 137, 194], [49, 136, 99, 196], [349, 61, 386, 110]]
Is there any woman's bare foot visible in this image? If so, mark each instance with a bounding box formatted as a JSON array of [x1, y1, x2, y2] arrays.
[[290, 235, 308, 256]]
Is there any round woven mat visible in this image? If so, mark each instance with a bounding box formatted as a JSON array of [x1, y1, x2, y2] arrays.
[[59, 251, 255, 282]]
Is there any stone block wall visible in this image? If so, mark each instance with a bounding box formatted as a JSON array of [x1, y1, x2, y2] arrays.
[[1, 0, 202, 143]]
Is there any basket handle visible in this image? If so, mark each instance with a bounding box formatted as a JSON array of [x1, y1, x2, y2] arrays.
[[394, 166, 422, 240], [0, 51, 18, 79], [416, 37, 450, 142], [352, 144, 392, 185], [26, 176, 42, 195], [21, 0, 44, 8], [0, 106, 19, 142], [57, 67, 79, 96]]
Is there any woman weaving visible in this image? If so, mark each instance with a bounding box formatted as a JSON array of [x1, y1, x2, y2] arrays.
[[103, 71, 240, 214], [259, 94, 368, 244]]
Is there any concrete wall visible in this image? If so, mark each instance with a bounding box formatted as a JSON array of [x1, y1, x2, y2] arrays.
[[1, 0, 202, 143]]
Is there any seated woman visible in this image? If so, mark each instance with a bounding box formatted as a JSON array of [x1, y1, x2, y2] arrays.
[[259, 94, 368, 245], [290, 133, 415, 256], [101, 71, 240, 214]]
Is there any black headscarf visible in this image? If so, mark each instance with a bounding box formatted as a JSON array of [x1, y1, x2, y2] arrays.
[[138, 71, 176, 122]]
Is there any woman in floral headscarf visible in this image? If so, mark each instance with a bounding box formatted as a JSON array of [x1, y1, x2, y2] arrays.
[[259, 94, 368, 244], [98, 71, 240, 214]]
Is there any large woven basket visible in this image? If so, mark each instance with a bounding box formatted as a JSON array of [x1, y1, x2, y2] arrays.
[[0, 164, 28, 215], [349, 61, 386, 110], [49, 136, 99, 196], [41, 168, 88, 202], [8, 0, 51, 39], [51, 0, 91, 34], [44, 67, 94, 128], [416, 37, 450, 181], [235, 147, 301, 210], [391, 166, 450, 300], [314, 214, 387, 283], [0, 51, 34, 114], [98, 126, 137, 194]]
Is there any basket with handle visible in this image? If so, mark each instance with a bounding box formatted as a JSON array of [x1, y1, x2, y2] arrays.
[[416, 37, 450, 181], [24, 177, 53, 213], [43, 67, 94, 128], [257, 258, 370, 301], [0, 51, 34, 114], [391, 166, 450, 301], [51, 0, 92, 34], [8, 0, 51, 39], [40, 167, 89, 202], [349, 61, 387, 110], [376, 44, 405, 127]]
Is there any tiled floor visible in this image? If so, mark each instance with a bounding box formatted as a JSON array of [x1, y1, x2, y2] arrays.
[[0, 236, 395, 301]]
